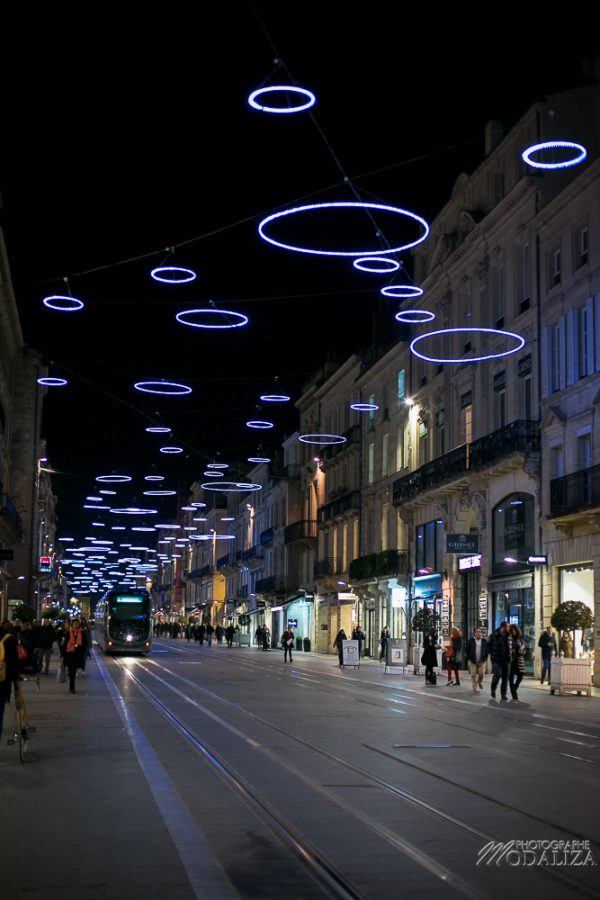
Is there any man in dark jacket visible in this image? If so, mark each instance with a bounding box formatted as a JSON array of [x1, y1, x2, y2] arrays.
[[487, 622, 513, 701], [0, 624, 19, 740], [34, 617, 56, 674], [466, 627, 489, 693], [538, 625, 558, 684]]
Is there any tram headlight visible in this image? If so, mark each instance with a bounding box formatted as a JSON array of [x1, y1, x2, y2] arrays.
[[126, 634, 133, 642]]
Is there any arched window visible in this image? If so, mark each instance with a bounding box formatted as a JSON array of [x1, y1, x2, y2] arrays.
[[492, 493, 535, 573]]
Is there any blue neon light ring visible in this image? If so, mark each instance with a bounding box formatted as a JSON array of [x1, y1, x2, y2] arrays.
[[246, 420, 274, 429], [381, 285, 423, 299], [190, 502, 207, 507], [151, 266, 197, 284], [42, 295, 85, 312], [206, 463, 228, 469], [259, 202, 429, 257], [143, 490, 177, 496], [351, 403, 378, 412], [160, 446, 184, 454], [248, 457, 271, 463], [175, 308, 249, 329], [96, 475, 132, 483], [353, 257, 400, 273], [248, 85, 316, 114], [145, 426, 171, 433], [521, 141, 587, 170], [37, 377, 68, 387], [201, 482, 262, 492], [298, 434, 347, 445], [135, 381, 192, 395], [145, 475, 164, 481], [410, 328, 526, 364], [395, 309, 435, 324], [109, 508, 158, 515], [203, 471, 224, 477], [259, 394, 290, 403]]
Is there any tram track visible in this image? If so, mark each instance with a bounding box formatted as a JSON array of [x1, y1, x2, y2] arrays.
[[123, 653, 600, 900]]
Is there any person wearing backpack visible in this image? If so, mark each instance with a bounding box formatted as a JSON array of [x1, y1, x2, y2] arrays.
[[0, 623, 19, 740]]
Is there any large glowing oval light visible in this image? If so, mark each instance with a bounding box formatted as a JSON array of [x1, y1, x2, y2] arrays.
[[145, 426, 171, 434], [298, 434, 347, 445], [151, 266, 197, 284], [203, 471, 224, 477], [135, 381, 192, 395], [248, 456, 271, 464], [143, 490, 177, 496], [381, 285, 423, 299], [201, 482, 262, 492], [175, 308, 248, 329], [246, 420, 274, 429], [351, 403, 378, 412], [206, 463, 228, 469], [258, 202, 429, 257], [248, 85, 315, 114], [37, 377, 68, 387], [395, 309, 435, 324], [521, 140, 587, 170], [96, 475, 132, 483], [43, 295, 84, 312], [353, 257, 400, 273], [160, 446, 184, 454], [109, 507, 158, 515], [259, 394, 290, 403], [145, 475, 164, 481], [410, 328, 526, 364]]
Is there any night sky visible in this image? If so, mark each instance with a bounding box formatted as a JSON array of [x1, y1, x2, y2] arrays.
[[1, 6, 597, 542]]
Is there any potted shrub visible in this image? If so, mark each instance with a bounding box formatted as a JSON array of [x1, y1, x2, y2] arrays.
[[551, 601, 594, 658]]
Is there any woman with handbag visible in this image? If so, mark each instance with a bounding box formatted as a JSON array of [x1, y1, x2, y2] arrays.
[[446, 627, 463, 686]]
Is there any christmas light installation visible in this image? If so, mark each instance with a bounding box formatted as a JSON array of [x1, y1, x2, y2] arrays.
[[99, 490, 117, 495], [248, 456, 271, 463], [353, 257, 400, 273], [190, 501, 207, 508], [109, 507, 158, 515], [180, 506, 197, 512], [175, 309, 248, 329], [151, 266, 197, 284], [201, 482, 262, 492], [248, 85, 316, 114], [42, 295, 84, 312], [145, 426, 171, 433], [246, 420, 274, 429], [351, 403, 379, 412], [96, 475, 132, 483], [145, 475, 164, 481], [143, 490, 177, 496], [203, 471, 224, 477], [206, 463, 228, 469], [258, 202, 429, 257], [521, 140, 587, 170], [134, 381, 192, 395], [395, 309, 435, 324], [160, 446, 184, 454], [410, 327, 526, 364], [37, 376, 68, 387], [259, 394, 290, 403], [381, 285, 423, 299], [298, 434, 347, 445]]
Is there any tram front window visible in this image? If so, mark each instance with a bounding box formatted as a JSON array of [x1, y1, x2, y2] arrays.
[[109, 598, 149, 641]]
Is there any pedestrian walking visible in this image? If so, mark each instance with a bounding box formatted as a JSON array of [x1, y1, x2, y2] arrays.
[[333, 629, 347, 667], [421, 628, 440, 685], [262, 626, 271, 651], [379, 625, 390, 662], [65, 618, 85, 694], [281, 627, 294, 662], [205, 623, 214, 647], [466, 627, 488, 693], [488, 621, 513, 701], [352, 625, 365, 658], [34, 617, 56, 675], [445, 627, 463, 685], [538, 625, 557, 684], [225, 624, 235, 648], [509, 624, 526, 701]]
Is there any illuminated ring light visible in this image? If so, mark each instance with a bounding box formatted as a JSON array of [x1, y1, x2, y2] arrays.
[[201, 482, 262, 492], [109, 508, 158, 515], [298, 434, 347, 445], [395, 309, 436, 324], [191, 501, 207, 507], [145, 475, 164, 481], [151, 266, 197, 284], [37, 377, 68, 387], [259, 394, 290, 403], [42, 295, 84, 312], [521, 141, 587, 170], [175, 308, 249, 329], [248, 456, 271, 463], [96, 475, 132, 483], [206, 463, 228, 469], [160, 446, 184, 454], [246, 420, 274, 429], [143, 490, 177, 496], [134, 381, 192, 395], [381, 285, 423, 299], [203, 471, 224, 477], [145, 426, 171, 433], [353, 257, 400, 273], [410, 328, 526, 364], [258, 202, 429, 257], [248, 85, 316, 114], [351, 403, 378, 412]]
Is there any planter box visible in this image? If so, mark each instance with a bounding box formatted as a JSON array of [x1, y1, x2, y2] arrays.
[[550, 657, 592, 696]]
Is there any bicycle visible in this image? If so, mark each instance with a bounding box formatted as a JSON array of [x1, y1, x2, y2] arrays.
[[7, 678, 36, 762]]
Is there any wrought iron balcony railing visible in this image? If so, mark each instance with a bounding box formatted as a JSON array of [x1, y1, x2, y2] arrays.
[[314, 557, 343, 578], [284, 519, 318, 544], [255, 575, 288, 594], [317, 490, 361, 524], [550, 464, 600, 518]]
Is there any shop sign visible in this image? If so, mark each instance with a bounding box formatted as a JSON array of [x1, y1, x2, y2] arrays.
[[478, 595, 488, 633], [528, 555, 547, 565], [39, 555, 52, 572], [447, 533, 479, 553], [441, 597, 450, 636], [458, 554, 482, 571], [341, 640, 360, 666], [387, 638, 407, 667], [287, 618, 298, 628]]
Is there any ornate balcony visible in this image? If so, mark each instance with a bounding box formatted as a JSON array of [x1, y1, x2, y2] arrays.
[[550, 464, 600, 519], [255, 575, 288, 595], [317, 490, 361, 524], [241, 545, 264, 570], [284, 519, 318, 544], [314, 557, 343, 578], [216, 553, 239, 576], [349, 548, 409, 582]]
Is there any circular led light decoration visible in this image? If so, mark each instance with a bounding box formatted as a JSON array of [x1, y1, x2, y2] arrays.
[[206, 463, 228, 469], [145, 475, 164, 481], [246, 420, 274, 429], [134, 381, 192, 395], [37, 376, 68, 387], [259, 394, 290, 403], [521, 140, 587, 170], [248, 85, 315, 114], [160, 446, 184, 454], [145, 426, 172, 434], [143, 490, 177, 496], [410, 327, 526, 364], [190, 501, 207, 508], [351, 403, 379, 412], [381, 285, 423, 299], [99, 489, 117, 495], [298, 434, 347, 445], [151, 266, 197, 284], [203, 470, 224, 477], [248, 456, 271, 463], [42, 295, 84, 312], [353, 257, 400, 273], [201, 481, 262, 492], [258, 202, 429, 257], [395, 309, 436, 324], [96, 475, 132, 483], [109, 507, 158, 515], [175, 308, 248, 329]]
